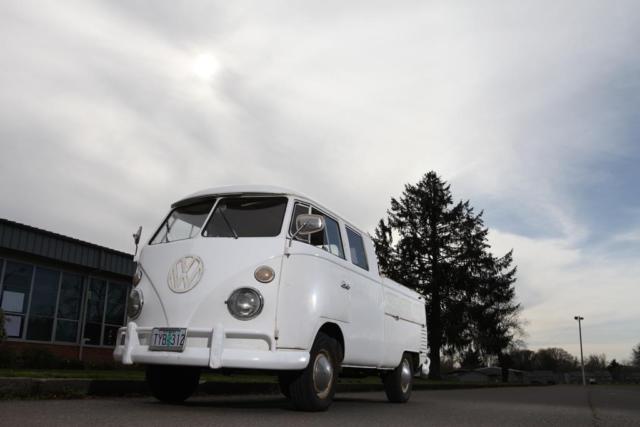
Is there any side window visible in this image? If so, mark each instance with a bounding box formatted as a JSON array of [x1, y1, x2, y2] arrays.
[[310, 208, 345, 259], [289, 203, 310, 243], [346, 227, 369, 270]]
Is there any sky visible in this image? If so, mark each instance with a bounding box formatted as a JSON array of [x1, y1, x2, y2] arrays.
[[1, 1, 639, 362]]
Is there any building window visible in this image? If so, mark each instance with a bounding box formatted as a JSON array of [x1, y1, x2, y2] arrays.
[[55, 272, 84, 343], [0, 258, 129, 347], [0, 261, 34, 338], [83, 279, 106, 346], [82, 279, 128, 347], [102, 282, 128, 346], [26, 267, 60, 341]]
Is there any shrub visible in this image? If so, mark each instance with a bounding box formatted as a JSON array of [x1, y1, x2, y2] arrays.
[[0, 346, 18, 368], [20, 347, 60, 369], [58, 358, 85, 370]]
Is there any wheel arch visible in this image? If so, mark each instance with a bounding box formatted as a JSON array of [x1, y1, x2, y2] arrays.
[[404, 351, 420, 373], [315, 322, 345, 362]]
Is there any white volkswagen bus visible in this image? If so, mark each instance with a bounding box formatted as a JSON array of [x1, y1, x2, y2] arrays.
[[114, 185, 429, 411]]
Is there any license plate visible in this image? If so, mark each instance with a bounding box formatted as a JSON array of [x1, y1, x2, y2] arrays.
[[149, 328, 187, 352]]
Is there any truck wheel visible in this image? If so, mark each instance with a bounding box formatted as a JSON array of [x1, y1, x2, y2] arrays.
[[288, 332, 340, 411], [383, 353, 413, 403], [146, 365, 200, 403]]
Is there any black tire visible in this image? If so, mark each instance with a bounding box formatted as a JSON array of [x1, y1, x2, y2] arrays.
[[146, 364, 201, 404], [288, 332, 340, 411], [382, 353, 414, 403]]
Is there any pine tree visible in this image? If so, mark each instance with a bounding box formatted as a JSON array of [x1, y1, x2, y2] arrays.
[[632, 343, 640, 367], [374, 171, 521, 379]]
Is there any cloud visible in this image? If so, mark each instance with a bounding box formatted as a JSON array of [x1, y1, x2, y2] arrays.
[[1, 0, 639, 359], [490, 228, 640, 360]]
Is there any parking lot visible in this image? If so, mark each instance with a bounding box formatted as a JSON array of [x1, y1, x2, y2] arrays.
[[2, 385, 639, 426]]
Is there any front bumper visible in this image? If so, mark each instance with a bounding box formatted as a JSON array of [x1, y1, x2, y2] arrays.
[[113, 322, 310, 371]]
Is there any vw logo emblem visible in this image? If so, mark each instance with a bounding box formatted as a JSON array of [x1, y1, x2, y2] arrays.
[[167, 255, 204, 293]]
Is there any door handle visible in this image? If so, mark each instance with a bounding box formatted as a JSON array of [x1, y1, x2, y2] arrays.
[[341, 281, 351, 290]]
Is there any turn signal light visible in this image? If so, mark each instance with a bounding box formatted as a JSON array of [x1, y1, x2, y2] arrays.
[[254, 266, 275, 283]]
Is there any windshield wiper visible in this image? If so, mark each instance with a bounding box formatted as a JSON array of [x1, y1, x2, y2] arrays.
[[218, 208, 239, 239], [163, 219, 172, 243]]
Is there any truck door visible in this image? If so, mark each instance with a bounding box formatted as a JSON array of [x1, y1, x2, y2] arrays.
[[340, 227, 385, 367], [275, 203, 350, 350]]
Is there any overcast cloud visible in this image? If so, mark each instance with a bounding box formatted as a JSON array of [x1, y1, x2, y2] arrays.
[[1, 0, 639, 361]]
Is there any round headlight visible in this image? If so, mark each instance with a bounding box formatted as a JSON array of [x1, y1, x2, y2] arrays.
[[132, 265, 143, 286], [127, 288, 143, 319], [226, 288, 263, 320], [254, 266, 275, 283]]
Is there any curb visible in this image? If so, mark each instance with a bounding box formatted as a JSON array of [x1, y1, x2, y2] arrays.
[[0, 377, 537, 399]]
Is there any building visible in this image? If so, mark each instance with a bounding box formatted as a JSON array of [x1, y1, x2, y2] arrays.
[[0, 218, 133, 364]]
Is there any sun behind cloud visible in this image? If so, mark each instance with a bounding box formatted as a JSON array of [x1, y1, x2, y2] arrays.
[[190, 52, 220, 82]]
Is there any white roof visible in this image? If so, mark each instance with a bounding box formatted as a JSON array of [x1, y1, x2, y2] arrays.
[[172, 185, 365, 236], [174, 185, 309, 206]]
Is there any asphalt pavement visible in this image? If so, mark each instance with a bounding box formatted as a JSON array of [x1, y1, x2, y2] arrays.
[[2, 385, 639, 426]]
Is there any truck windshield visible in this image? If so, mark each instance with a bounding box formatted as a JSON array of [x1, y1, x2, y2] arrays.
[[202, 197, 288, 238], [150, 200, 215, 244]]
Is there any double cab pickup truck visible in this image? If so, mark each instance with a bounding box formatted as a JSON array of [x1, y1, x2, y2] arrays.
[[114, 185, 429, 411]]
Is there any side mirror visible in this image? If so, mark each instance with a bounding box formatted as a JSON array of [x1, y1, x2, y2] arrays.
[[133, 226, 142, 245], [295, 214, 325, 236], [132, 226, 142, 257]]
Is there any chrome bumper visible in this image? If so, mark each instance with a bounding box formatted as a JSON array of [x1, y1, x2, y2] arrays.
[[113, 322, 310, 370]]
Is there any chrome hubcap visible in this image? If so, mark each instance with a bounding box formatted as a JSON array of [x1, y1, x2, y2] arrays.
[[313, 351, 333, 399], [400, 358, 412, 394]]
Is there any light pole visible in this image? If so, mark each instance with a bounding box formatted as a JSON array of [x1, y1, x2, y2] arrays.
[[574, 316, 585, 386]]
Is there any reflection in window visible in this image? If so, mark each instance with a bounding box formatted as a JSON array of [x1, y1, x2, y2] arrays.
[[102, 283, 128, 346], [289, 203, 310, 243], [83, 322, 102, 346], [26, 267, 60, 341], [1, 262, 33, 313], [83, 279, 106, 345], [57, 273, 83, 320], [310, 209, 345, 259], [105, 283, 127, 324], [347, 227, 369, 271], [151, 200, 215, 244], [55, 320, 79, 343], [203, 197, 288, 238], [0, 262, 33, 338], [55, 273, 83, 343], [0, 258, 128, 347], [103, 325, 120, 346]]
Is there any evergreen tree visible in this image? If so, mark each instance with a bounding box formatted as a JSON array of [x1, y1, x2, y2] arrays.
[[607, 359, 622, 382], [632, 343, 640, 367], [374, 172, 521, 378]]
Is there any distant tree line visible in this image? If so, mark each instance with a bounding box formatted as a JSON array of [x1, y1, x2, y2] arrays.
[[373, 172, 521, 379], [507, 348, 579, 372], [508, 346, 640, 375]]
